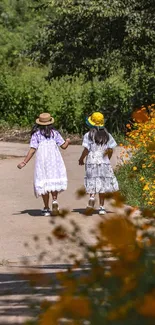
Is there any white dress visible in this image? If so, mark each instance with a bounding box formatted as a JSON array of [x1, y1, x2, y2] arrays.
[[30, 130, 67, 197], [82, 132, 119, 194]]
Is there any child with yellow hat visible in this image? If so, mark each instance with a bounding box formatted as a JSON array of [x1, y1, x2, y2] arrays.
[[79, 112, 119, 215]]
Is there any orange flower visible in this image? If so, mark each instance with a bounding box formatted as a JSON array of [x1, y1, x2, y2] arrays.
[[137, 291, 155, 317], [108, 301, 134, 321], [132, 108, 149, 123], [76, 187, 86, 198], [100, 216, 137, 250], [52, 225, 68, 240], [68, 296, 91, 318], [40, 295, 91, 325]]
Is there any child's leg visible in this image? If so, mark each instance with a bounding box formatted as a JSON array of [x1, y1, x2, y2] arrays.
[[51, 191, 58, 201], [42, 193, 50, 209], [99, 193, 105, 207], [99, 193, 106, 215], [51, 191, 59, 215], [88, 193, 95, 207]]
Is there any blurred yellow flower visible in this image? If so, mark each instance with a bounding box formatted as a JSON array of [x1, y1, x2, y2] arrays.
[[126, 106, 155, 206], [143, 184, 149, 191]]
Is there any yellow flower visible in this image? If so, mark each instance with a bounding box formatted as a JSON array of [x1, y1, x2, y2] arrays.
[[140, 177, 144, 181], [142, 164, 146, 168], [143, 184, 149, 191], [133, 166, 137, 171]]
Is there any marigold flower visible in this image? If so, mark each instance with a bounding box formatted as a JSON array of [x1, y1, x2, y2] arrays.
[[143, 184, 149, 191], [132, 108, 149, 123]]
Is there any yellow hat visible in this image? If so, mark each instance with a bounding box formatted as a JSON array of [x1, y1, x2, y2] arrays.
[[86, 112, 104, 128]]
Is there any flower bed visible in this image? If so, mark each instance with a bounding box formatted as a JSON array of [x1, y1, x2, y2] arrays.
[[116, 105, 155, 208]]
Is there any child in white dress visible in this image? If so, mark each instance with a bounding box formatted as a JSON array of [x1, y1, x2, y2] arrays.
[[17, 113, 70, 216], [79, 112, 119, 215]]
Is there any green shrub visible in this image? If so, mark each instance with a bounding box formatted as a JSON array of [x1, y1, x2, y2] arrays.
[[0, 66, 52, 126], [0, 68, 132, 133], [1, 66, 154, 134], [129, 66, 155, 108]]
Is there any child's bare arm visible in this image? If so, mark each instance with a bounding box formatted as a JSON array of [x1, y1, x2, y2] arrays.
[[17, 148, 36, 169], [79, 148, 89, 165], [61, 138, 70, 149], [107, 148, 113, 159], [104, 148, 113, 160]]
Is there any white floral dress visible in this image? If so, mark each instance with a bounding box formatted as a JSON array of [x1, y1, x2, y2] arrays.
[[30, 130, 67, 197], [82, 132, 119, 194]]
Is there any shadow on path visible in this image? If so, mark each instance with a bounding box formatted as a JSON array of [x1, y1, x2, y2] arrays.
[[0, 264, 70, 324], [72, 208, 98, 215], [72, 208, 114, 215], [13, 210, 43, 217], [0, 264, 90, 324]]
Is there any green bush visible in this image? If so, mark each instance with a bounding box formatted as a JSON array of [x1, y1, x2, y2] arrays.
[[1, 66, 155, 134], [0, 67, 52, 126], [129, 66, 155, 108], [0, 68, 132, 133]]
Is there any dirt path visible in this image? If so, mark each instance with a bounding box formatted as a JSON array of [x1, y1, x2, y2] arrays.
[[0, 143, 127, 324], [0, 143, 125, 264]]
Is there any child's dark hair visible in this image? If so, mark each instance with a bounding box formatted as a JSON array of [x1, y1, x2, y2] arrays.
[[31, 124, 54, 139], [89, 127, 109, 145]]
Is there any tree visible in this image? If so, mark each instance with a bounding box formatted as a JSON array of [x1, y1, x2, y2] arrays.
[[0, 0, 45, 67], [30, 0, 155, 80]]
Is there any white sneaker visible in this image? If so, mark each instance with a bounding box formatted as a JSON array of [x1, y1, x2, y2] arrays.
[[41, 208, 51, 216], [99, 206, 106, 215], [52, 200, 59, 215]]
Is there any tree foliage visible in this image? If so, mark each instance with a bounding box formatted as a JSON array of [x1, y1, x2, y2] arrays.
[[0, 0, 45, 66], [31, 0, 155, 79], [0, 0, 155, 132]]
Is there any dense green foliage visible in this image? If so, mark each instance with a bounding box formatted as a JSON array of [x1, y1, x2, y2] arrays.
[[31, 0, 155, 80], [0, 69, 133, 132], [0, 0, 155, 133]]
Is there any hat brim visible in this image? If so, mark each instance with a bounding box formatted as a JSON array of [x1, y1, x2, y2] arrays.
[[86, 117, 104, 129], [36, 117, 54, 125]]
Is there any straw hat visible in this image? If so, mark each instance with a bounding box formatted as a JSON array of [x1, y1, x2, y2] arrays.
[[36, 113, 54, 125], [86, 112, 104, 129]]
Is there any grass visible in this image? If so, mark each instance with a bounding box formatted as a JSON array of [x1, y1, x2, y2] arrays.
[[116, 148, 154, 209], [116, 162, 144, 208], [112, 131, 129, 146]]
